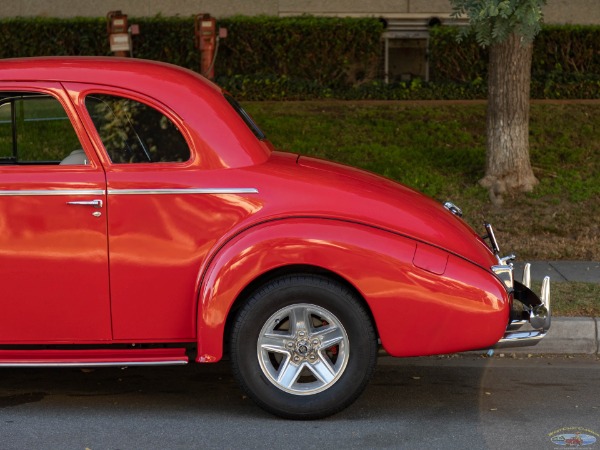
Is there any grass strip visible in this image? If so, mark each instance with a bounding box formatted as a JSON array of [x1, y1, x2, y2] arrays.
[[245, 100, 600, 261], [531, 281, 600, 317]]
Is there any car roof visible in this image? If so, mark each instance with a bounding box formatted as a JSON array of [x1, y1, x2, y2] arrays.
[[0, 57, 270, 169], [0, 56, 215, 87]]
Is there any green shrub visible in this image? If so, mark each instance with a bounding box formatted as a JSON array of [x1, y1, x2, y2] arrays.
[[428, 26, 487, 83], [215, 16, 382, 87], [0, 17, 108, 58], [430, 25, 600, 82], [128, 17, 197, 69], [533, 25, 600, 77], [0, 17, 597, 100], [0, 16, 382, 87]]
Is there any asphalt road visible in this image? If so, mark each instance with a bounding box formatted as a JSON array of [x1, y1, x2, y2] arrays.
[[0, 355, 598, 450]]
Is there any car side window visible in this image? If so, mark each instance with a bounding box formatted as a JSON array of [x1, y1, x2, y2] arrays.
[[85, 94, 190, 164], [0, 93, 85, 165]]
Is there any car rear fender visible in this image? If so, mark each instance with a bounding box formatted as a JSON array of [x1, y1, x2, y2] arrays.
[[195, 218, 509, 362]]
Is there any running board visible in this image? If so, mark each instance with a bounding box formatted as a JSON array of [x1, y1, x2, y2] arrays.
[[0, 348, 188, 367]]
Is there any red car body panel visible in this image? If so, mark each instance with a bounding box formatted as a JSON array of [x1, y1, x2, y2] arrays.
[[0, 57, 509, 362], [197, 219, 508, 361], [0, 166, 111, 342]]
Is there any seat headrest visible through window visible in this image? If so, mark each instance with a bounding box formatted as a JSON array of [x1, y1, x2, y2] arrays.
[[59, 149, 88, 165]]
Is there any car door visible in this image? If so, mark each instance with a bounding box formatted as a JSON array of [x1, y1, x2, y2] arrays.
[[75, 88, 202, 341], [0, 84, 111, 342], [65, 84, 264, 341]]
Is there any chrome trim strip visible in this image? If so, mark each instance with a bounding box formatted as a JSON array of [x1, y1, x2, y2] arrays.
[[522, 263, 531, 289], [539, 276, 551, 331], [484, 222, 500, 254], [492, 264, 514, 290], [0, 189, 105, 196], [496, 253, 516, 265], [494, 329, 548, 348], [108, 188, 259, 195], [0, 188, 259, 197], [0, 360, 188, 368], [507, 320, 527, 331]]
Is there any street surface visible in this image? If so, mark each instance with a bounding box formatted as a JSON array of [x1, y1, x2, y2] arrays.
[[0, 355, 598, 449]]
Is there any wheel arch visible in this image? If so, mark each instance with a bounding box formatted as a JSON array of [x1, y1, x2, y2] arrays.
[[221, 264, 379, 361], [195, 218, 417, 362]]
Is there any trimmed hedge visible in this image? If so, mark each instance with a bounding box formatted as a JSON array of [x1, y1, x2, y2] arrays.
[[127, 16, 197, 69], [0, 16, 382, 87], [216, 16, 382, 87], [217, 75, 600, 101], [216, 75, 489, 101], [0, 17, 109, 58], [0, 17, 205, 69], [429, 25, 600, 82], [0, 16, 598, 100]]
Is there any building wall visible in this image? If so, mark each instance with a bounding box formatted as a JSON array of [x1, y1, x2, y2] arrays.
[[0, 1, 276, 18], [1, 0, 598, 24], [276, 0, 600, 27]]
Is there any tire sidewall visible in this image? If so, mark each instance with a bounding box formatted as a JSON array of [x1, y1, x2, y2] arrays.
[[231, 275, 376, 419]]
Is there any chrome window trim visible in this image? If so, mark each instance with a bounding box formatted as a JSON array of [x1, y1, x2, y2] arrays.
[[0, 189, 106, 196], [107, 188, 259, 195]]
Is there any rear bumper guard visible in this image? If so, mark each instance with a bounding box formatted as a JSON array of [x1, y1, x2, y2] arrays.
[[494, 263, 551, 348]]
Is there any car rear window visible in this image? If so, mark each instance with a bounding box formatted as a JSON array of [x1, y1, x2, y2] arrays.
[[85, 94, 190, 164]]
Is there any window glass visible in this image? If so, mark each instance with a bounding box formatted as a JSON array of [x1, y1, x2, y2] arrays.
[[0, 94, 83, 165], [0, 102, 13, 161], [85, 94, 190, 164]]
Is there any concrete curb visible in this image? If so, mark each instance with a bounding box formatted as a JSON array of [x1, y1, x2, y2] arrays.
[[505, 317, 599, 355]]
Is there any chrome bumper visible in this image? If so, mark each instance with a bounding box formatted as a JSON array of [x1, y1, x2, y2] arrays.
[[495, 263, 551, 348]]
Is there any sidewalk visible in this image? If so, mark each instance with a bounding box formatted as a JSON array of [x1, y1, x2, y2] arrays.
[[498, 261, 599, 355], [513, 261, 600, 283]]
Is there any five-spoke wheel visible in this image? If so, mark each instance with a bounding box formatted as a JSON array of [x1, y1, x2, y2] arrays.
[[257, 303, 349, 395], [230, 275, 377, 419]]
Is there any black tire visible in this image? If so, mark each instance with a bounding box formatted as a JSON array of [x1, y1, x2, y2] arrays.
[[230, 274, 378, 419]]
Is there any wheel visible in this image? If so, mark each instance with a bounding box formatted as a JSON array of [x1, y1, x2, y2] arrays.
[[230, 274, 378, 419]]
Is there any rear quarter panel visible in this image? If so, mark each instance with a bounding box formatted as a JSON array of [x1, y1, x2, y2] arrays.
[[196, 218, 509, 362]]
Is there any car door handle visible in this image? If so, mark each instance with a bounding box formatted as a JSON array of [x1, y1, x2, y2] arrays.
[[66, 199, 103, 208]]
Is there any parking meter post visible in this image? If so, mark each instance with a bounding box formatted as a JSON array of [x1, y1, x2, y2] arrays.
[[128, 24, 140, 58], [195, 13, 218, 80], [107, 10, 134, 57]]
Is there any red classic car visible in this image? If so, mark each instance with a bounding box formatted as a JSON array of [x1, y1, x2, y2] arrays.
[[0, 57, 550, 419]]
